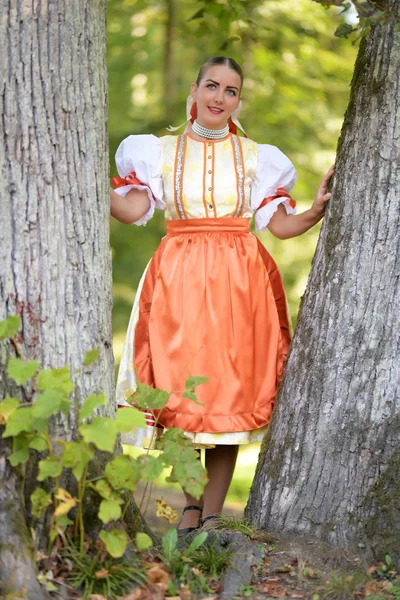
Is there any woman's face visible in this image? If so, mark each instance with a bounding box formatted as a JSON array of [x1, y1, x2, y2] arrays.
[[191, 65, 241, 130]]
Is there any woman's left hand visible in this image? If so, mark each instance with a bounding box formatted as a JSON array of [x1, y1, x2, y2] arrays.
[[311, 165, 335, 216]]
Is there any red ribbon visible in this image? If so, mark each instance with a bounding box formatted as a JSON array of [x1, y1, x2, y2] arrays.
[[258, 187, 296, 211], [112, 171, 143, 189]]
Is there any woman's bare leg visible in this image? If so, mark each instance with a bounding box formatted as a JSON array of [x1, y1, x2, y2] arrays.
[[202, 444, 239, 519], [178, 490, 204, 529]]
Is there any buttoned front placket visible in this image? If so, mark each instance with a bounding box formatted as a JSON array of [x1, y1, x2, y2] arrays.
[[204, 142, 216, 217]]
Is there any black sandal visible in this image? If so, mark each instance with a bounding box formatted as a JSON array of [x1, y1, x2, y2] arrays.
[[200, 514, 218, 528], [177, 505, 203, 538]]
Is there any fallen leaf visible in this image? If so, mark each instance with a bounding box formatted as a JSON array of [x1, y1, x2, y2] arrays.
[[155, 497, 179, 523], [95, 568, 109, 579], [366, 564, 378, 576], [179, 584, 193, 600], [146, 565, 171, 586], [277, 564, 293, 573], [118, 590, 143, 600], [363, 580, 393, 596], [262, 582, 287, 597], [89, 595, 108, 600]]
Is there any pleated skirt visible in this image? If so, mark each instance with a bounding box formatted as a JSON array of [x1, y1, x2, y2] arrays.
[[116, 217, 291, 448]]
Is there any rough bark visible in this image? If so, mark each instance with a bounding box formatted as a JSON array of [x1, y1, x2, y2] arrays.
[[0, 0, 112, 592], [246, 7, 400, 566]]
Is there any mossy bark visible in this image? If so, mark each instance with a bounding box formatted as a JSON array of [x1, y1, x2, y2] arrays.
[[246, 3, 400, 568]]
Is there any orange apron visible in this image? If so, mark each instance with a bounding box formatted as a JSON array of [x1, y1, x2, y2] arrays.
[[134, 217, 291, 433]]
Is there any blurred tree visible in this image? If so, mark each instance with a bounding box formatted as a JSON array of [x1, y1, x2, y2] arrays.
[[247, 0, 400, 567]]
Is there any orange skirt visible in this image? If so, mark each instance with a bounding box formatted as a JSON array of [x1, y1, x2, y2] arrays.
[[134, 218, 291, 434]]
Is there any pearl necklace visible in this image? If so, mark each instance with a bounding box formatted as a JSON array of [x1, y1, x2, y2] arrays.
[[192, 119, 229, 140]]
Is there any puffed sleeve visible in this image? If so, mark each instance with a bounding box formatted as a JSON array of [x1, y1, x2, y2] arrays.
[[250, 144, 297, 231], [113, 134, 165, 226]]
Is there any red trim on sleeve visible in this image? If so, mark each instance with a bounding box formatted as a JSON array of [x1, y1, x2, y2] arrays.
[[258, 187, 296, 211], [112, 171, 155, 201]]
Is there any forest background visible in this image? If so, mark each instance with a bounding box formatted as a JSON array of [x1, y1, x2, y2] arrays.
[[108, 0, 357, 505]]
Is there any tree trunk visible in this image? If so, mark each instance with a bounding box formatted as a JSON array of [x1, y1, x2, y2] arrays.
[[0, 0, 113, 593], [246, 8, 400, 566]]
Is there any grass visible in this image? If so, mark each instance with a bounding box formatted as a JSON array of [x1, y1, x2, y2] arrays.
[[63, 544, 146, 599], [320, 571, 368, 599], [215, 514, 258, 537], [192, 543, 233, 577]]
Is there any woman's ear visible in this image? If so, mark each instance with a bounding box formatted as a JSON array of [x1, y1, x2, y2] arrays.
[[190, 82, 197, 101]]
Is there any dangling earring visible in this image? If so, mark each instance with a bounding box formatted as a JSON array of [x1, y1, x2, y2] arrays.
[[166, 96, 196, 132]]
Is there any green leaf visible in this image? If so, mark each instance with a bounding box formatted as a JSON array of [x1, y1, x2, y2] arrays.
[[182, 377, 205, 406], [185, 376, 209, 392], [37, 367, 74, 395], [32, 389, 66, 419], [31, 488, 52, 518], [91, 479, 113, 499], [182, 390, 203, 406], [99, 529, 128, 558], [79, 417, 118, 453], [136, 455, 164, 482], [3, 407, 33, 437], [9, 434, 31, 466], [62, 441, 94, 481], [83, 348, 100, 367], [104, 455, 140, 491], [115, 407, 146, 432], [0, 315, 21, 339], [7, 358, 39, 385], [29, 434, 48, 452], [79, 393, 105, 422], [135, 382, 169, 410], [0, 397, 20, 424], [98, 499, 122, 524], [185, 531, 208, 555], [187, 7, 204, 21], [334, 23, 355, 38], [37, 456, 63, 481], [56, 514, 73, 527], [162, 528, 178, 561], [136, 532, 153, 550]]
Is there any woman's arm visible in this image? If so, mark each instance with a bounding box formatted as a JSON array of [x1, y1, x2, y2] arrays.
[[110, 187, 151, 224], [267, 166, 334, 240]]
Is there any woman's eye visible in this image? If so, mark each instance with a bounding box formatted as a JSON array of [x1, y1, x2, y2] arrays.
[[227, 89, 236, 96], [207, 83, 216, 89]]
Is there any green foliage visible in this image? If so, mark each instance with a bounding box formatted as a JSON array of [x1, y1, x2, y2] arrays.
[[83, 348, 100, 367], [7, 358, 39, 384], [0, 313, 209, 595], [159, 527, 212, 595], [98, 529, 129, 558], [192, 542, 233, 577], [79, 417, 118, 453], [135, 531, 153, 550], [134, 381, 169, 410], [79, 393, 105, 422], [31, 488, 52, 518], [64, 542, 146, 598], [0, 315, 21, 339]]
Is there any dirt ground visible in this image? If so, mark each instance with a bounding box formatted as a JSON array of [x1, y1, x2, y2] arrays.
[[134, 485, 399, 600]]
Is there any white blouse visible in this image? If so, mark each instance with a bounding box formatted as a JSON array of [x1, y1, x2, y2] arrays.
[[114, 132, 297, 230]]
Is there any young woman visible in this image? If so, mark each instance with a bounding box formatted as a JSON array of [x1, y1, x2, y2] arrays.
[[110, 56, 334, 535]]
